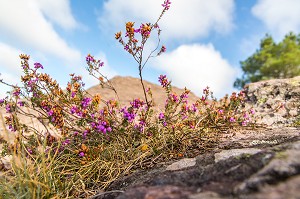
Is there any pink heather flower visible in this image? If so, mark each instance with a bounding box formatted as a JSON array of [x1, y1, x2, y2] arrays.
[[81, 97, 91, 108], [27, 148, 33, 154], [34, 62, 43, 69], [243, 113, 249, 119], [158, 112, 165, 120], [86, 54, 94, 63], [62, 139, 71, 146], [99, 61, 104, 67], [229, 117, 236, 123], [17, 101, 24, 107], [79, 152, 85, 157], [13, 89, 21, 97], [0, 99, 4, 104], [130, 98, 144, 109], [48, 110, 54, 116], [162, 0, 171, 10], [242, 121, 248, 126], [124, 45, 129, 51], [192, 104, 198, 112], [218, 109, 224, 114], [169, 93, 179, 103], [161, 45, 166, 53], [250, 108, 255, 114], [5, 104, 11, 113], [158, 75, 169, 88]]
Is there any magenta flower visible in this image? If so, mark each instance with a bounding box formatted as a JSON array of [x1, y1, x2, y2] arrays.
[[47, 110, 54, 116], [13, 89, 21, 97], [162, 0, 171, 10], [158, 112, 165, 120], [130, 98, 144, 109], [79, 152, 85, 157], [229, 117, 236, 123], [5, 104, 11, 113], [34, 62, 44, 69], [169, 93, 179, 103], [120, 107, 135, 122], [158, 75, 169, 88], [81, 97, 91, 109], [86, 54, 94, 63], [62, 139, 71, 146], [18, 101, 24, 107]]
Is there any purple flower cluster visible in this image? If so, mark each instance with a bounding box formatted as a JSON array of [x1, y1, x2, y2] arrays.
[[130, 98, 144, 109], [162, 0, 171, 10], [34, 62, 44, 69], [79, 151, 85, 157], [81, 97, 91, 109], [169, 93, 179, 103], [86, 54, 95, 63], [13, 89, 21, 97], [135, 120, 146, 132], [242, 113, 250, 126], [62, 139, 71, 146], [158, 75, 169, 88], [120, 107, 135, 122], [229, 117, 236, 123], [17, 101, 24, 107], [98, 122, 112, 134], [91, 120, 112, 134], [158, 112, 165, 120], [5, 104, 12, 113]]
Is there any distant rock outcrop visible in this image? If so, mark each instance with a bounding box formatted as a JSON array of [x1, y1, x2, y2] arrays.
[[243, 76, 300, 126]]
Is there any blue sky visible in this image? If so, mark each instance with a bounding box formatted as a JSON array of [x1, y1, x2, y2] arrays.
[[1, 0, 300, 99]]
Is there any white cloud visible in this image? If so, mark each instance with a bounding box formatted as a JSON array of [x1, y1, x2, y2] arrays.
[[0, 0, 81, 63], [35, 0, 78, 30], [155, 44, 237, 98], [99, 0, 235, 40], [252, 0, 300, 37], [0, 43, 23, 74]]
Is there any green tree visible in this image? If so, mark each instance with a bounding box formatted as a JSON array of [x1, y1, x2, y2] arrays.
[[234, 32, 300, 89]]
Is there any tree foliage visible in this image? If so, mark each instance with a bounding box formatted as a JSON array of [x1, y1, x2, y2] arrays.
[[234, 32, 300, 89]]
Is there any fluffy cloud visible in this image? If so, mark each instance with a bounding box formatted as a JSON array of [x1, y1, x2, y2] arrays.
[[252, 0, 300, 37], [0, 43, 23, 74], [35, 0, 78, 30], [99, 0, 235, 40], [155, 44, 237, 98], [0, 0, 81, 63]]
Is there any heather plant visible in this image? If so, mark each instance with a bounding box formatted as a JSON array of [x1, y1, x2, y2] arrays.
[[0, 0, 255, 197]]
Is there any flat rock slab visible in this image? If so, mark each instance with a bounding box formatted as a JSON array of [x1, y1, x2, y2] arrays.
[[214, 148, 262, 163], [166, 158, 196, 171]]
